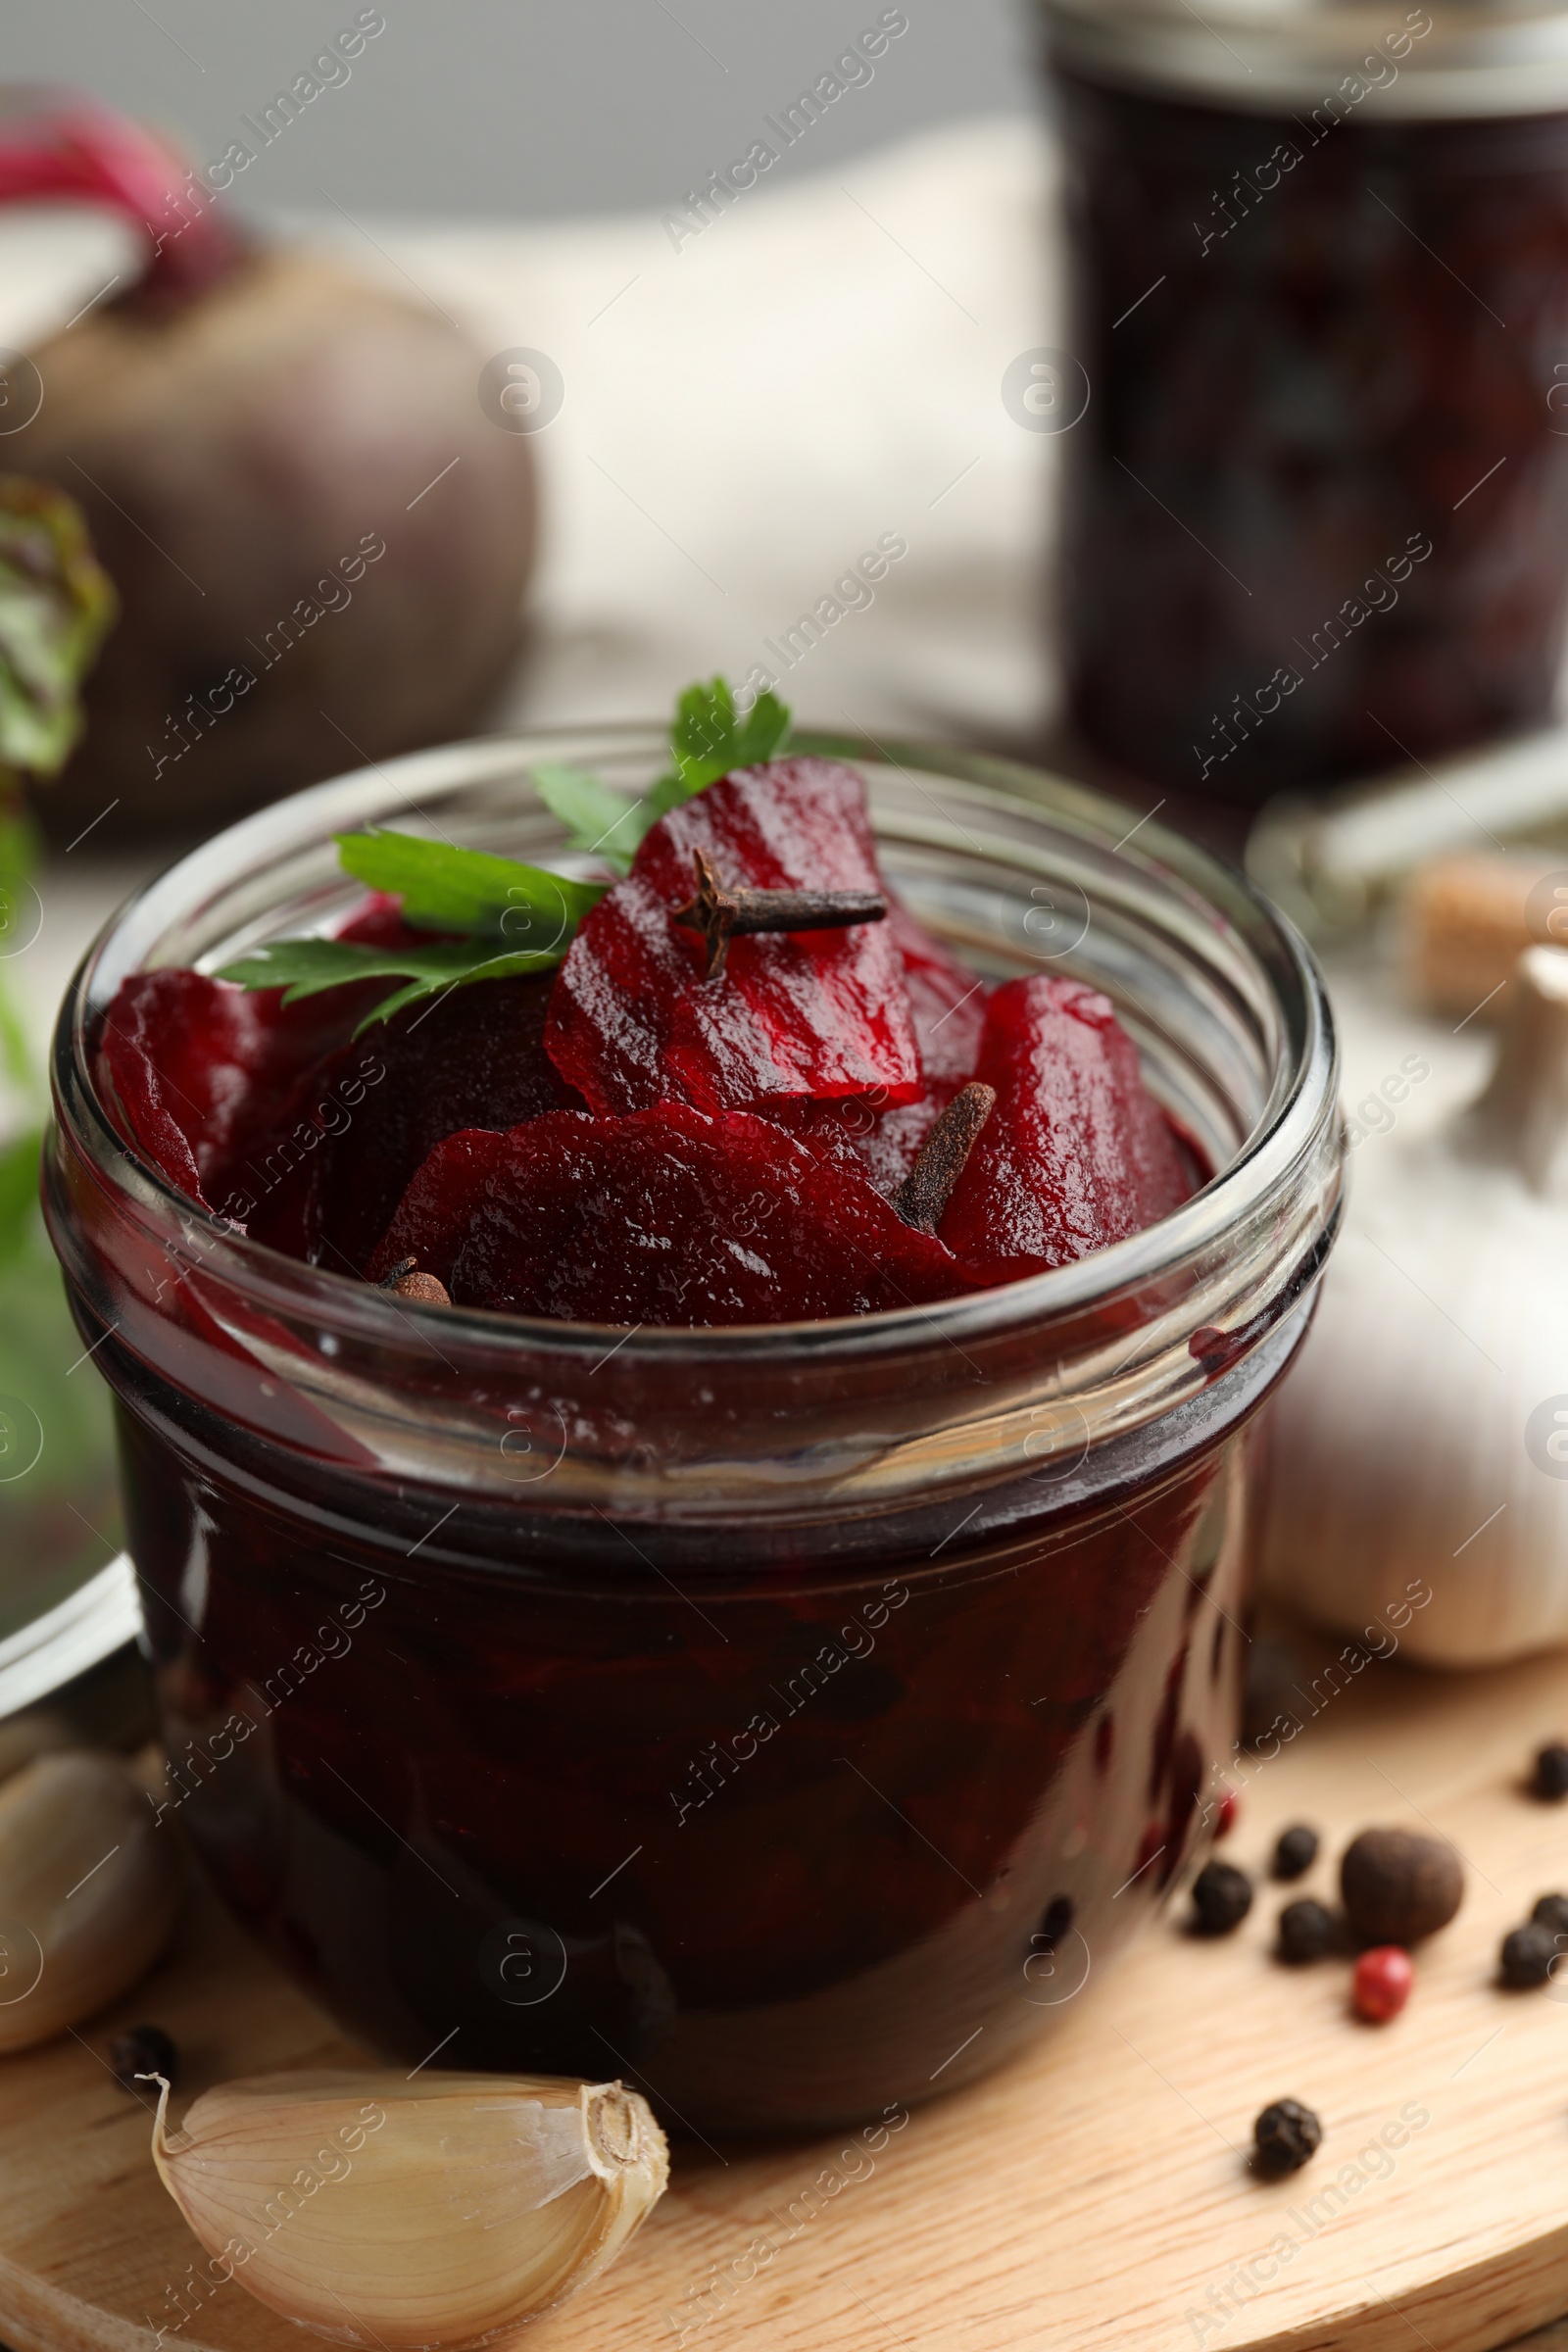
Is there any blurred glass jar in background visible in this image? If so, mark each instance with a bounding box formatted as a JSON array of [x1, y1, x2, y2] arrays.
[[1042, 0, 1568, 800]]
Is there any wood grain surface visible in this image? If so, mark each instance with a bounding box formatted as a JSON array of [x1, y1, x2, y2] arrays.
[[8, 1635, 1568, 2352]]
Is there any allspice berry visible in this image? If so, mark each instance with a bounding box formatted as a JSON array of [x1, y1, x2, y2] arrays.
[[377, 1257, 452, 1307], [1339, 1828, 1463, 1946], [391, 1270, 452, 1306]]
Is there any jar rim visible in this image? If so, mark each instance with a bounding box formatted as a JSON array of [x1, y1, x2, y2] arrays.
[[45, 725, 1342, 1515], [1041, 0, 1568, 117]]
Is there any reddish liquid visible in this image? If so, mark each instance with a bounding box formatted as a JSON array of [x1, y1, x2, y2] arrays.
[[1057, 75, 1568, 796], [111, 1317, 1279, 2129]]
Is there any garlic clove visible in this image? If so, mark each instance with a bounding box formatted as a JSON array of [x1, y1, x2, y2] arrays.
[[149, 2068, 669, 2348], [0, 1748, 182, 2053]]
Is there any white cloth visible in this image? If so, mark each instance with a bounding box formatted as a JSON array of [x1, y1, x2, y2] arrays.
[[383, 116, 1057, 742]]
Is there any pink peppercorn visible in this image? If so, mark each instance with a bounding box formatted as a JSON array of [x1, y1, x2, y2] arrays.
[[1214, 1788, 1239, 1840], [1352, 1944, 1414, 2023]]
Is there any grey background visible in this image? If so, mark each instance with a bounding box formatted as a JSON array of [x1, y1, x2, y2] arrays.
[[8, 2, 1034, 220]]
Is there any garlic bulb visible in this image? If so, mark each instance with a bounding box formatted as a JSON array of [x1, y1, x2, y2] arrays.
[[0, 1748, 182, 2052], [1260, 943, 1568, 1664], [149, 2069, 668, 2348]]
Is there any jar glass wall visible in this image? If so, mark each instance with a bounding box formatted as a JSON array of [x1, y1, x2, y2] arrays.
[[45, 729, 1340, 2128]]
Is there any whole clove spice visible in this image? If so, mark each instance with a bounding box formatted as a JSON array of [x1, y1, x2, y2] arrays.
[[892, 1084, 997, 1236], [674, 848, 887, 979]]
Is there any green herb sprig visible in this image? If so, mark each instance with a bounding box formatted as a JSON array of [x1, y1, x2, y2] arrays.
[[220, 676, 793, 1029], [536, 678, 792, 873]]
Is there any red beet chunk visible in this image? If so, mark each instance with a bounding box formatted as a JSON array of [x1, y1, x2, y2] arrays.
[[938, 976, 1191, 1274], [544, 759, 920, 1116], [753, 904, 990, 1196], [888, 901, 988, 1087], [366, 1102, 967, 1324], [283, 974, 585, 1274], [97, 970, 367, 1214]]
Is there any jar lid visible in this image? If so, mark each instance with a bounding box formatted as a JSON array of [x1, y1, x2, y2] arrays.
[[1040, 0, 1568, 116]]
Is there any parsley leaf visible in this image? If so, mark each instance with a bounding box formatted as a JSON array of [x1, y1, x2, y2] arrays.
[[532, 678, 794, 874], [530, 763, 645, 878], [335, 829, 605, 942], [651, 677, 793, 813], [220, 676, 794, 1026], [217, 937, 564, 1035]]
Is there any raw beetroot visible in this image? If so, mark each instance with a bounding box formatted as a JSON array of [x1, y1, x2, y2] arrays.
[[938, 976, 1192, 1275], [0, 100, 535, 840], [545, 759, 920, 1116], [365, 1103, 968, 1323]]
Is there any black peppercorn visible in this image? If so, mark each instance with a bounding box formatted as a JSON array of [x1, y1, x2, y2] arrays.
[[1533, 1743, 1568, 1800], [108, 2023, 177, 2092], [1253, 2098, 1322, 2175], [1190, 1860, 1252, 1936], [1532, 1892, 1568, 1937], [1277, 1898, 1336, 1964], [1271, 1825, 1319, 1882], [1500, 1922, 1561, 1988]]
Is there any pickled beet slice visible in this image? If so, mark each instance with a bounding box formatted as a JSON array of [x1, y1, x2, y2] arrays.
[[366, 1102, 967, 1324], [544, 759, 920, 1116], [938, 976, 1191, 1274], [888, 900, 988, 1088], [760, 904, 990, 1196], [97, 970, 368, 1214], [292, 974, 585, 1274]]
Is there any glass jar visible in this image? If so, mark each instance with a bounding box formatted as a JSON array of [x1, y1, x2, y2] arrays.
[[44, 727, 1339, 2130], [1043, 0, 1568, 799]]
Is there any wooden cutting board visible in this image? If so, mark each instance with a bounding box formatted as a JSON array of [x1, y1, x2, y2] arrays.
[[10, 1636, 1568, 2352]]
